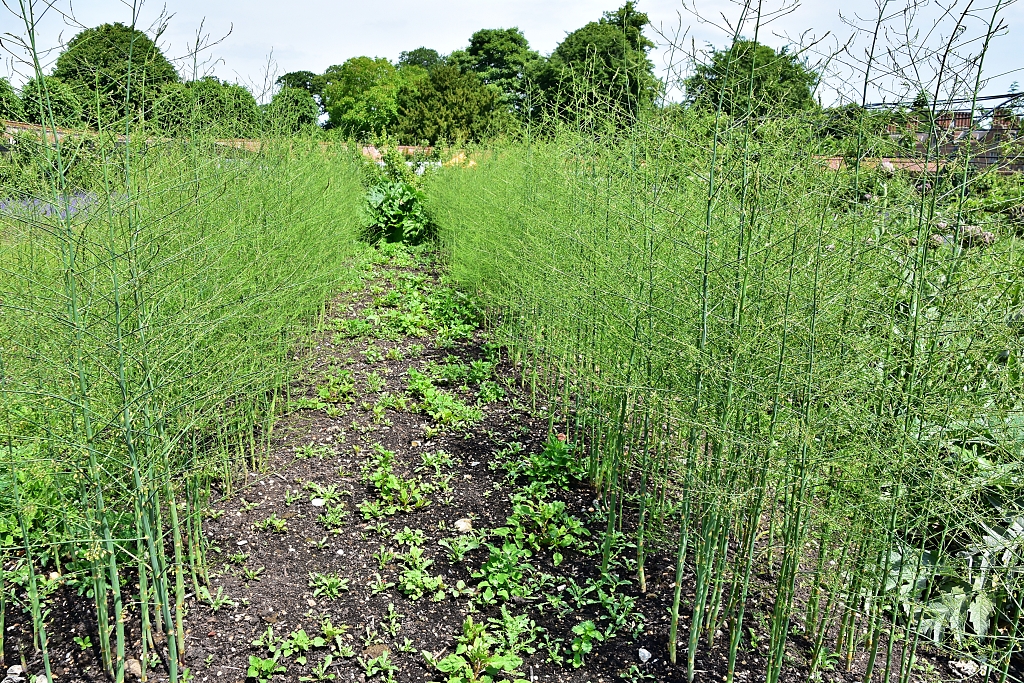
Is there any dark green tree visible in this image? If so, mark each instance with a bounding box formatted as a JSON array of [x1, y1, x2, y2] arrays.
[[20, 76, 83, 127], [149, 78, 260, 136], [191, 78, 260, 136], [448, 28, 541, 113], [399, 48, 443, 70], [150, 82, 192, 132], [265, 86, 320, 132], [276, 70, 325, 113], [539, 2, 659, 115], [276, 70, 318, 94], [52, 22, 178, 127], [684, 39, 818, 117], [0, 78, 25, 121], [397, 65, 499, 144]]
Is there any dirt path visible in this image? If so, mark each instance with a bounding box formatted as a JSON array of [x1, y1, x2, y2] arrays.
[[183, 248, 677, 683]]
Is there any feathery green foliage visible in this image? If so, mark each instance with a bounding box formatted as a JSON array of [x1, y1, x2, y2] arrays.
[[20, 76, 83, 127], [1, 133, 366, 680], [0, 78, 25, 121], [427, 73, 1023, 683]]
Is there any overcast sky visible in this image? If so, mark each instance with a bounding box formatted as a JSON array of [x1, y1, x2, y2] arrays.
[[3, 0, 1022, 104]]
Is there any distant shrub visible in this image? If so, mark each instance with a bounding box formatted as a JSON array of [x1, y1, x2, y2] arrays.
[[265, 87, 320, 133], [0, 77, 25, 121], [20, 76, 83, 128]]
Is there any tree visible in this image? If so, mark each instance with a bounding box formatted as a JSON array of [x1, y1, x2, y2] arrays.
[[397, 65, 499, 144], [20, 76, 83, 128], [149, 78, 260, 136], [276, 70, 325, 114], [52, 22, 178, 127], [399, 48, 442, 70], [540, 2, 659, 115], [276, 70, 318, 94], [448, 28, 541, 113], [266, 86, 320, 132], [684, 39, 818, 117], [192, 78, 261, 136], [322, 57, 404, 138], [150, 82, 192, 133], [0, 78, 25, 121]]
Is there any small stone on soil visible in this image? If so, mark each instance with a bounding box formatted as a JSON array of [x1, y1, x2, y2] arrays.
[[123, 659, 143, 679]]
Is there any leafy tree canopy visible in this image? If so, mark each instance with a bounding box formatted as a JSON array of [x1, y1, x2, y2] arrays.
[[542, 2, 659, 114], [448, 28, 541, 112], [397, 65, 500, 145], [399, 48, 443, 70], [277, 70, 320, 100], [277, 70, 319, 93], [684, 39, 818, 117], [0, 78, 25, 121], [276, 69, 326, 114], [322, 57, 406, 138], [266, 86, 320, 132], [52, 22, 178, 126], [20, 76, 83, 128], [150, 77, 260, 136]]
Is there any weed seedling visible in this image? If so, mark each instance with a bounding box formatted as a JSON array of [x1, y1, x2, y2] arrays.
[[619, 664, 656, 682], [393, 526, 426, 547], [358, 651, 397, 683], [255, 514, 288, 533], [426, 615, 523, 683], [281, 629, 326, 666], [370, 520, 392, 536], [438, 535, 481, 563], [228, 552, 249, 566], [309, 572, 350, 599], [477, 380, 505, 404], [371, 573, 396, 595], [318, 505, 350, 532], [488, 606, 543, 657], [398, 546, 446, 601], [300, 654, 336, 682], [198, 586, 236, 613], [365, 370, 386, 392], [305, 481, 345, 503], [247, 656, 285, 683], [375, 545, 398, 569], [362, 344, 385, 363], [570, 620, 604, 668], [382, 603, 403, 636], [243, 566, 266, 582], [416, 449, 454, 476], [317, 369, 355, 404]]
